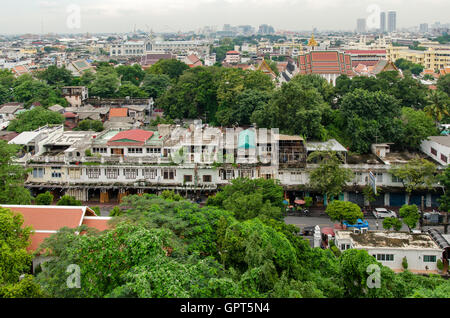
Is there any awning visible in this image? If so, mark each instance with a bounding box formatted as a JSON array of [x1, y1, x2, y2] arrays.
[[294, 200, 305, 205]]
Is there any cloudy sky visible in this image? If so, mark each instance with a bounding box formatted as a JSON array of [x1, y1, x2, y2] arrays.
[[1, 0, 449, 34]]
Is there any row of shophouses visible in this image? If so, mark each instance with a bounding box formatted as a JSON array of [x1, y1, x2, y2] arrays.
[[10, 123, 446, 208]]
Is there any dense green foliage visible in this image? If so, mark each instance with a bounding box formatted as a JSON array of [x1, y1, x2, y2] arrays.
[[206, 178, 284, 221], [325, 201, 363, 226], [56, 195, 82, 206], [399, 204, 421, 232], [0, 208, 44, 297], [32, 190, 450, 298], [34, 191, 54, 206], [7, 107, 64, 133], [0, 141, 32, 205], [75, 119, 104, 132]]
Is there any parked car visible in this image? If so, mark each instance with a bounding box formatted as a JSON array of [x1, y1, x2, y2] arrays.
[[343, 219, 370, 230], [301, 226, 315, 236], [372, 208, 397, 219]]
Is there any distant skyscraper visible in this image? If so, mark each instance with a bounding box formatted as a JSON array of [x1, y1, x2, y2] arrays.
[[388, 11, 397, 33], [420, 23, 429, 33], [380, 12, 386, 33], [258, 24, 275, 35], [357, 19, 366, 33]]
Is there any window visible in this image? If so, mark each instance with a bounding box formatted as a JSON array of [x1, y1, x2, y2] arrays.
[[105, 168, 119, 179], [143, 168, 157, 179], [354, 172, 363, 183], [163, 169, 175, 180], [33, 167, 45, 178], [376, 254, 394, 261], [51, 167, 62, 178], [184, 175, 193, 183], [147, 148, 161, 154], [375, 172, 383, 183], [203, 175, 212, 182], [441, 154, 448, 163], [124, 168, 138, 179], [128, 148, 143, 154], [391, 175, 403, 183], [239, 169, 253, 178], [290, 172, 301, 181], [87, 168, 100, 179], [92, 148, 107, 154], [340, 244, 351, 250], [69, 168, 81, 179], [423, 255, 437, 263], [431, 147, 437, 156]]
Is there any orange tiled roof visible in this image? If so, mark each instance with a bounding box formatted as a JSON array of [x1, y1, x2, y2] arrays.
[[0, 205, 107, 252], [109, 108, 128, 118]]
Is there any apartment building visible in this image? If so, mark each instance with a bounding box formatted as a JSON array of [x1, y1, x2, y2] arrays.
[[387, 44, 450, 70], [12, 124, 445, 207]]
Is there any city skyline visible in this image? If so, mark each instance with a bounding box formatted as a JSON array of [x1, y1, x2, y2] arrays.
[[0, 0, 449, 35]]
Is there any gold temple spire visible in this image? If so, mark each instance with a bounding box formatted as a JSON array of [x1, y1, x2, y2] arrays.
[[308, 33, 318, 47]]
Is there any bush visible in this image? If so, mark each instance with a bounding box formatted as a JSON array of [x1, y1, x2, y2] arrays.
[[304, 196, 313, 208], [57, 195, 82, 206], [331, 245, 341, 257], [109, 206, 122, 217], [402, 257, 408, 270], [35, 191, 54, 205], [437, 259, 444, 271], [85, 149, 92, 157]]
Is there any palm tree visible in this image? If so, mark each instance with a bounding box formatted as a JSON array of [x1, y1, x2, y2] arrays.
[[424, 90, 450, 126]]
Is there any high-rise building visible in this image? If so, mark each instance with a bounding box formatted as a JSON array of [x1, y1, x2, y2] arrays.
[[258, 24, 275, 35], [388, 11, 397, 33], [357, 19, 366, 33], [380, 12, 386, 33], [419, 23, 429, 33]]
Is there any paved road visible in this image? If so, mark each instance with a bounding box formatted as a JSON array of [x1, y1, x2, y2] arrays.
[[284, 215, 447, 233]]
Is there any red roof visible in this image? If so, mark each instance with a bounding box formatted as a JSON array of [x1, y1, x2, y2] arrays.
[[108, 129, 154, 146], [0, 205, 110, 251], [109, 108, 128, 118], [82, 217, 111, 232], [63, 112, 77, 118], [226, 51, 240, 55], [345, 50, 386, 54]]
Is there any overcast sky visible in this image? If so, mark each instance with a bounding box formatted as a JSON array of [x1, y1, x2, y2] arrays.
[[1, 0, 449, 34]]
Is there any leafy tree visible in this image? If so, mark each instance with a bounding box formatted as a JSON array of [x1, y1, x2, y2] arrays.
[[0, 69, 16, 87], [340, 88, 402, 153], [325, 200, 363, 226], [117, 81, 148, 98], [35, 191, 54, 205], [79, 70, 96, 86], [399, 107, 439, 150], [251, 78, 330, 139], [437, 74, 450, 96], [399, 204, 421, 232], [76, 119, 104, 132], [0, 208, 43, 297], [0, 84, 12, 104], [0, 141, 32, 204], [216, 89, 272, 127], [116, 64, 145, 86], [389, 158, 437, 210], [290, 74, 335, 105], [307, 151, 354, 200], [12, 77, 67, 107], [57, 195, 82, 206], [141, 73, 171, 99], [438, 166, 450, 233], [89, 71, 120, 98], [146, 59, 189, 81], [7, 107, 64, 133], [382, 217, 402, 231], [424, 90, 450, 126], [36, 65, 73, 87], [158, 66, 221, 122], [206, 178, 284, 221]]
